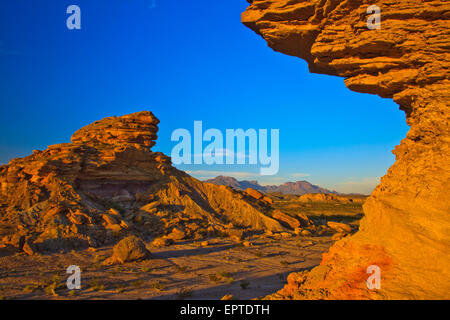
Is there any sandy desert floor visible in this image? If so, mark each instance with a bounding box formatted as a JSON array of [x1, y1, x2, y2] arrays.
[[0, 235, 335, 300]]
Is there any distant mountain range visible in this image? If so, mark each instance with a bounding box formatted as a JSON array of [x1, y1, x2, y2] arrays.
[[204, 176, 337, 195]]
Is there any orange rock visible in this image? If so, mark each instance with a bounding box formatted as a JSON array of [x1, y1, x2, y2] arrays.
[[151, 237, 174, 247], [106, 235, 151, 264], [245, 188, 264, 200], [71, 111, 159, 151], [22, 238, 36, 256], [272, 210, 301, 230], [296, 212, 312, 227], [166, 228, 186, 241], [0, 111, 286, 254], [243, 0, 450, 299], [262, 196, 274, 205], [327, 221, 352, 234]]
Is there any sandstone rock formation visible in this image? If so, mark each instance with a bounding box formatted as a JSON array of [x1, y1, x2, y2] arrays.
[[245, 188, 265, 200], [298, 193, 365, 203], [0, 111, 288, 254], [242, 0, 450, 299], [272, 210, 302, 229]]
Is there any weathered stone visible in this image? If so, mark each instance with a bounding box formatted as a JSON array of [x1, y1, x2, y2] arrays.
[[327, 221, 352, 234], [22, 238, 36, 256], [300, 229, 312, 236], [0, 111, 287, 254], [166, 228, 186, 241], [272, 210, 301, 229], [151, 237, 173, 247], [262, 196, 274, 205], [243, 0, 450, 299], [108, 235, 150, 264], [245, 188, 263, 200]]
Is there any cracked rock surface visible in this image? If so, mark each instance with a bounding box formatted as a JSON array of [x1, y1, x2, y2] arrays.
[[242, 0, 450, 299]]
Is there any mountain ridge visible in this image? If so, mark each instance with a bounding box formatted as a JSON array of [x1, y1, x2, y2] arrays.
[[204, 176, 339, 195]]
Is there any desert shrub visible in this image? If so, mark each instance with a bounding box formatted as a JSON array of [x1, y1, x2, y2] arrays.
[[208, 272, 233, 284], [240, 280, 250, 289], [280, 260, 290, 267], [176, 288, 193, 299], [150, 281, 166, 292], [175, 265, 188, 273], [89, 279, 105, 291]]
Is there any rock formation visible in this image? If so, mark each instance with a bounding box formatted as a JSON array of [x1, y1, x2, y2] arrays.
[[242, 0, 450, 299], [298, 193, 365, 203], [105, 235, 151, 265], [0, 111, 289, 254]]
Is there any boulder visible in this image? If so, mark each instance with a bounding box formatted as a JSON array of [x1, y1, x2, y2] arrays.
[[166, 228, 186, 241], [327, 221, 352, 234], [262, 196, 274, 205], [227, 229, 244, 242], [107, 235, 150, 264], [22, 238, 36, 255], [272, 210, 301, 229], [151, 237, 174, 247], [245, 188, 264, 200], [296, 212, 312, 226]]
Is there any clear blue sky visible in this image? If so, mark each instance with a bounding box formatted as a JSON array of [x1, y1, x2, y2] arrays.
[[0, 0, 408, 194]]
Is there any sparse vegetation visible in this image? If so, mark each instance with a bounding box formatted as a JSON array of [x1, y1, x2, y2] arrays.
[[93, 254, 106, 263], [208, 273, 221, 283], [133, 280, 144, 288], [89, 279, 105, 292], [254, 249, 265, 258], [272, 198, 364, 225], [23, 284, 38, 293], [43, 274, 63, 296], [175, 265, 188, 273], [240, 280, 250, 290], [208, 271, 234, 284], [114, 283, 126, 293], [280, 260, 290, 267], [176, 288, 193, 299], [150, 281, 166, 292]]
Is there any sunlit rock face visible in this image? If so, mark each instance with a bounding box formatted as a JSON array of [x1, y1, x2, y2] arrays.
[[242, 0, 450, 299], [0, 111, 287, 254]]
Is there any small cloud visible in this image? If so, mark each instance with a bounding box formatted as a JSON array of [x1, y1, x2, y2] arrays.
[[291, 173, 310, 178]]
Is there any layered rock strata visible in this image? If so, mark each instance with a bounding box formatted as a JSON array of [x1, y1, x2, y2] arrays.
[[0, 112, 287, 253], [242, 0, 450, 299]]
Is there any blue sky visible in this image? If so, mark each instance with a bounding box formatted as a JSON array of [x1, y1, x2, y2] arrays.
[[0, 0, 409, 194]]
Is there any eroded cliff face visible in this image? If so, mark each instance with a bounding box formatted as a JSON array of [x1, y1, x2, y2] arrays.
[[242, 0, 450, 299], [0, 112, 286, 254]]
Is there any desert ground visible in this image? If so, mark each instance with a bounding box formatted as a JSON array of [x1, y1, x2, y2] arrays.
[[0, 197, 363, 300]]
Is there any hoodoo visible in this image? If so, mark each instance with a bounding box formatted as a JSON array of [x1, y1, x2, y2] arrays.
[[242, 0, 450, 299]]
